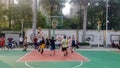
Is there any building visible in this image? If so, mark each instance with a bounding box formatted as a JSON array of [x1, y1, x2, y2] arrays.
[[0, 0, 14, 9]]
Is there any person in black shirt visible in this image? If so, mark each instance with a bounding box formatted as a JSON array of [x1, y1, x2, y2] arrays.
[[7, 37, 13, 49], [50, 37, 56, 55], [46, 37, 50, 48], [118, 36, 120, 49], [71, 36, 76, 53]]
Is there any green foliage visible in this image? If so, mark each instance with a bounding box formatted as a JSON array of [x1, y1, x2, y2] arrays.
[[79, 42, 90, 46], [40, 0, 66, 16], [37, 11, 46, 28], [0, 0, 120, 30], [109, 1, 120, 31], [0, 4, 9, 30], [70, 0, 120, 30]]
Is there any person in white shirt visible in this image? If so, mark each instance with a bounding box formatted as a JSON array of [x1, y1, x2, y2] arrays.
[[37, 27, 43, 42], [61, 35, 68, 56], [19, 36, 23, 47], [68, 36, 72, 52], [56, 37, 62, 48]]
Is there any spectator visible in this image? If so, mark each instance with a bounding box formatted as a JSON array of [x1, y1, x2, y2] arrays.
[[7, 37, 13, 49], [19, 36, 23, 48], [0, 36, 5, 49]]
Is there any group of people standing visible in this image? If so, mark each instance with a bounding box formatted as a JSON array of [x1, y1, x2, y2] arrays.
[[0, 27, 77, 56], [0, 36, 14, 49], [24, 27, 77, 56]]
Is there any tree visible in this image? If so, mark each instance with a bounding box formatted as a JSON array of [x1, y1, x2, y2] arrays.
[[6, 0, 46, 30], [109, 0, 120, 31], [40, 0, 66, 16], [0, 4, 9, 31], [37, 11, 46, 28]]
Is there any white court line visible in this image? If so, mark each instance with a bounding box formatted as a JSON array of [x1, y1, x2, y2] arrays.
[[107, 51, 120, 55], [16, 49, 34, 62], [72, 61, 83, 68], [25, 61, 34, 68], [75, 51, 90, 62]]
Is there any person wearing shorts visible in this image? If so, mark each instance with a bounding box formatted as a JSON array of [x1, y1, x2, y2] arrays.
[[61, 36, 68, 56], [50, 37, 56, 55], [39, 37, 45, 54], [71, 36, 76, 53], [23, 37, 28, 51]]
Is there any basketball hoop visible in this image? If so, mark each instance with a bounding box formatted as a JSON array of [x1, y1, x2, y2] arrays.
[[52, 21, 57, 28]]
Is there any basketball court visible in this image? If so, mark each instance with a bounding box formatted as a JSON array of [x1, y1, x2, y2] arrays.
[[0, 48, 120, 68]]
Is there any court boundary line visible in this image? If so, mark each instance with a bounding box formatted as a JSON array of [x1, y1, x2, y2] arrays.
[[75, 50, 90, 62], [72, 61, 83, 68], [25, 61, 82, 68], [16, 49, 34, 62], [106, 50, 120, 55], [25, 61, 34, 68]]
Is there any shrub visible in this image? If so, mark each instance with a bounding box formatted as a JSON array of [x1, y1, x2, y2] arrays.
[[79, 42, 90, 46]]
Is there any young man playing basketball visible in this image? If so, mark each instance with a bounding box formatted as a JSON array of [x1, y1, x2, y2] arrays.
[[61, 36, 68, 56], [50, 37, 56, 55]]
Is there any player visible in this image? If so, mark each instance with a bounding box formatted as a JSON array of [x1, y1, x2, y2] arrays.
[[61, 35, 68, 56], [39, 37, 45, 54], [23, 37, 28, 51], [71, 35, 76, 53], [50, 37, 56, 55]]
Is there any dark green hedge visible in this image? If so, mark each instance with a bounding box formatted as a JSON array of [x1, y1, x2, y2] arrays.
[[79, 42, 90, 46]]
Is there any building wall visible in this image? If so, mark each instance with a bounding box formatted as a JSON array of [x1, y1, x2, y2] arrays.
[[25, 29, 120, 46]]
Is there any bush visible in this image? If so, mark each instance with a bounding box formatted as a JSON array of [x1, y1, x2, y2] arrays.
[[79, 42, 90, 46]]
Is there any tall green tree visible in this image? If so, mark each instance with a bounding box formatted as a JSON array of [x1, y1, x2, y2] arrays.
[[7, 0, 46, 30], [40, 0, 66, 16], [109, 0, 120, 31], [0, 4, 9, 31]]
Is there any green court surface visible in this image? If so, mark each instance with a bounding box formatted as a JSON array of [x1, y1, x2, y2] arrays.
[[0, 49, 120, 68]]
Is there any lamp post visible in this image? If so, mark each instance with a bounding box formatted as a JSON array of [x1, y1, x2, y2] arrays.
[[106, 0, 109, 47], [32, 0, 37, 38], [21, 19, 24, 38], [97, 20, 102, 47]]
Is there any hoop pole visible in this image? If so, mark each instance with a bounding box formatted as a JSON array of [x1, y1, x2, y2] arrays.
[[52, 28, 55, 38]]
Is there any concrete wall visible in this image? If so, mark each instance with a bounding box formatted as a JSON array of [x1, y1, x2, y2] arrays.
[[25, 29, 120, 46], [79, 30, 104, 45], [25, 29, 49, 42]]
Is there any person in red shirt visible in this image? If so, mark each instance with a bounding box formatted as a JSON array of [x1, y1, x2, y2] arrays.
[[0, 36, 5, 49]]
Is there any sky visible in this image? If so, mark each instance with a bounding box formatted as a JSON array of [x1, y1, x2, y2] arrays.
[[62, 2, 71, 15], [14, 0, 18, 4]]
